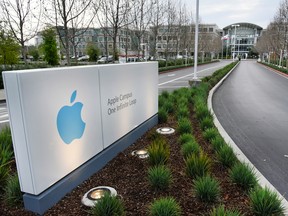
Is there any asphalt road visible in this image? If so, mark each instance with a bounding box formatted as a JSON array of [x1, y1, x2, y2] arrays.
[[158, 60, 232, 94], [213, 60, 288, 198]]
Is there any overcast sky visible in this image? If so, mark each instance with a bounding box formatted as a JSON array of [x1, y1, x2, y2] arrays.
[[184, 0, 282, 29]]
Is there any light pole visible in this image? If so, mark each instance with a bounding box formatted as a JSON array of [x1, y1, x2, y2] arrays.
[[232, 24, 240, 61], [192, 0, 200, 85]]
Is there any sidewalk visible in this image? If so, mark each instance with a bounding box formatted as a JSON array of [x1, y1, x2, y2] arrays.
[[0, 89, 6, 102]]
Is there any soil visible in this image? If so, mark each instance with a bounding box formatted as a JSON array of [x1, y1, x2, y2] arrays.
[[0, 108, 253, 216]]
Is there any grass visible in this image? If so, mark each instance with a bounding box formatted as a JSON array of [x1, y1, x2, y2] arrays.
[[217, 144, 238, 168], [185, 152, 211, 178], [200, 116, 214, 131], [210, 205, 242, 216], [249, 187, 284, 216], [90, 193, 125, 216], [194, 175, 220, 203], [211, 136, 225, 152], [181, 140, 201, 159], [148, 197, 181, 216], [203, 128, 219, 142], [230, 163, 258, 191], [3, 174, 22, 206], [177, 117, 192, 135], [158, 108, 168, 123], [148, 138, 170, 166], [148, 165, 172, 190], [178, 133, 195, 145]]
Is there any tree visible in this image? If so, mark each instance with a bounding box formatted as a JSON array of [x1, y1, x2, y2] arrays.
[[43, 0, 94, 65], [28, 46, 40, 61], [0, 0, 41, 64], [86, 43, 100, 61], [0, 29, 20, 68], [42, 27, 59, 66], [96, 0, 132, 62]]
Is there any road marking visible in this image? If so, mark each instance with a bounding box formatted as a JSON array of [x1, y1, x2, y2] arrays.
[[168, 74, 175, 77], [158, 64, 225, 86], [0, 119, 9, 124]]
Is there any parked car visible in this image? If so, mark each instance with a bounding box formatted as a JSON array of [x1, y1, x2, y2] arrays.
[[97, 56, 113, 63], [77, 55, 90, 61]]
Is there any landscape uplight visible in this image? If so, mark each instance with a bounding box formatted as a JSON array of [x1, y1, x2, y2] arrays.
[[156, 127, 175, 134], [132, 149, 149, 158], [82, 186, 117, 207]]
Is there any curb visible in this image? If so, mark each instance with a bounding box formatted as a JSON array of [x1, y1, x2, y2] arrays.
[[207, 61, 288, 214]]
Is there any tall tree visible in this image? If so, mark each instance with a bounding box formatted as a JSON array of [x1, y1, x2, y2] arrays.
[[44, 0, 94, 65], [42, 27, 59, 66], [0, 29, 20, 68], [96, 0, 132, 62], [0, 0, 41, 64]]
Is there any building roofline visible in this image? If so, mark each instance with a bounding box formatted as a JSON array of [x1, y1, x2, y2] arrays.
[[223, 22, 263, 30]]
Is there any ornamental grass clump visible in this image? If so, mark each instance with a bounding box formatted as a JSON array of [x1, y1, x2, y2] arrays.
[[3, 174, 22, 206], [211, 136, 225, 152], [249, 187, 284, 216], [230, 163, 258, 191], [90, 193, 125, 216], [148, 165, 172, 190], [217, 144, 237, 168], [148, 138, 170, 166], [176, 106, 190, 120], [185, 152, 211, 178], [195, 103, 212, 121], [177, 118, 192, 135], [203, 128, 219, 142], [158, 108, 168, 124], [210, 205, 242, 216], [162, 100, 174, 114], [148, 197, 181, 216], [181, 140, 201, 159], [178, 133, 195, 145], [194, 175, 220, 203], [200, 116, 214, 131]]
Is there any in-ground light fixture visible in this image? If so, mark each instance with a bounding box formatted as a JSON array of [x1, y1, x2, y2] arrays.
[[131, 149, 149, 158], [156, 127, 175, 135], [81, 186, 117, 207]]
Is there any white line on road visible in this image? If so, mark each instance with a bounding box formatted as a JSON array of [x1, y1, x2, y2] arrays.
[[0, 119, 9, 124], [168, 74, 175, 77], [158, 64, 225, 86]]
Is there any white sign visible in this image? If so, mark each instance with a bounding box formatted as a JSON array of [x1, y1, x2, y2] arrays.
[[3, 62, 158, 195]]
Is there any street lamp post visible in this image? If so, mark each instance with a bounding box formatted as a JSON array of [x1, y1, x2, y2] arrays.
[[189, 0, 201, 87], [232, 24, 240, 61]]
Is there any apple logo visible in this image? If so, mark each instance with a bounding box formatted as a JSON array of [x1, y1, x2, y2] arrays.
[[57, 90, 86, 144]]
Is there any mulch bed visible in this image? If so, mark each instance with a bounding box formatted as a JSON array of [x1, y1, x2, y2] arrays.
[[0, 108, 253, 215]]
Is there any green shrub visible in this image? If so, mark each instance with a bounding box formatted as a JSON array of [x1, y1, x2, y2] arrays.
[[211, 136, 225, 152], [249, 187, 284, 216], [148, 139, 170, 166], [194, 175, 220, 203], [203, 128, 219, 142], [181, 141, 200, 159], [148, 165, 172, 190], [147, 129, 162, 141], [217, 145, 237, 168], [178, 133, 195, 145], [162, 101, 174, 114], [230, 163, 258, 191], [158, 95, 166, 108], [210, 205, 241, 216], [176, 106, 190, 120], [161, 90, 170, 99], [195, 104, 212, 121], [200, 116, 214, 131], [0, 126, 13, 165], [177, 118, 192, 135], [0, 165, 10, 191], [185, 152, 211, 178], [149, 197, 181, 216], [158, 108, 168, 123], [4, 174, 22, 206], [90, 193, 125, 216]]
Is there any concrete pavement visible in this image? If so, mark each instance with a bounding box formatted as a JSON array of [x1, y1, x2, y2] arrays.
[[0, 89, 5, 102]]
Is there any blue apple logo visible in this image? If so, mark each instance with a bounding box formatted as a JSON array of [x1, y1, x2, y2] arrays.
[[57, 90, 86, 144]]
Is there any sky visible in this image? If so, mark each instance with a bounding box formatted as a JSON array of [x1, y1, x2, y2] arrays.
[[184, 0, 283, 29]]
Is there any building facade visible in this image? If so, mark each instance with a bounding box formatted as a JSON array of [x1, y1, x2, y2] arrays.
[[223, 23, 263, 59]]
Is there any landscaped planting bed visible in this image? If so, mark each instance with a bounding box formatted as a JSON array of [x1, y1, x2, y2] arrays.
[[0, 62, 284, 215]]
